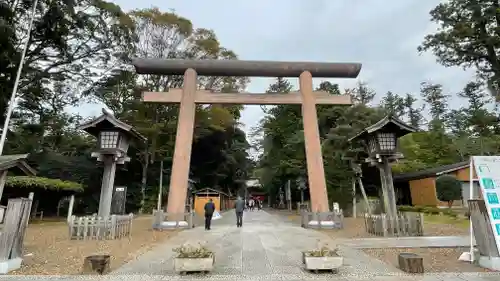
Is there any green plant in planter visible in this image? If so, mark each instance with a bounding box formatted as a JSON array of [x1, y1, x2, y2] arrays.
[[304, 240, 339, 257], [173, 243, 213, 258]]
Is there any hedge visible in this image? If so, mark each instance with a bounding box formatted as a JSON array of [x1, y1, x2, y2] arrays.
[[397, 205, 458, 218], [5, 176, 83, 192]]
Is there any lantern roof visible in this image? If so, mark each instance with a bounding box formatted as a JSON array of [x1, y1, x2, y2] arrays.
[[348, 115, 417, 143], [77, 108, 147, 143]]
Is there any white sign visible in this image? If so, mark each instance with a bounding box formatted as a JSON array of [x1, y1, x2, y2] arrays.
[[472, 156, 500, 250], [115, 187, 125, 192]]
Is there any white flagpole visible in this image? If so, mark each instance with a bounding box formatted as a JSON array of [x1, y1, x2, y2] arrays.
[[469, 156, 474, 262], [0, 0, 39, 155]]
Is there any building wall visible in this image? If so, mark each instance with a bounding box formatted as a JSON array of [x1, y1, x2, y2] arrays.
[[194, 195, 220, 216], [454, 167, 477, 181], [408, 166, 479, 207], [409, 177, 437, 206]]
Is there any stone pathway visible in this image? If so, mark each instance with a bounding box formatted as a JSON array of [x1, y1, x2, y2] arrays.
[[2, 211, 497, 281], [109, 210, 499, 281]]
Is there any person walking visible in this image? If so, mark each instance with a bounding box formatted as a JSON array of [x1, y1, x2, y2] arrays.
[[204, 198, 215, 230], [235, 196, 245, 227]]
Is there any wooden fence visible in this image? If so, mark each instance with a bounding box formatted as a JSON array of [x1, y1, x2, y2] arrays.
[[0, 198, 32, 261], [68, 214, 133, 240], [364, 212, 424, 237], [300, 210, 344, 229]]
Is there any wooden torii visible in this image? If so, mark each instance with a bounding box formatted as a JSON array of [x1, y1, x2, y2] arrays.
[[132, 59, 362, 218]]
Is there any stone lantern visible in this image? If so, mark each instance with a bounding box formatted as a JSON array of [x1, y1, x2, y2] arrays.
[[296, 177, 307, 203], [348, 115, 416, 221], [78, 109, 146, 217]]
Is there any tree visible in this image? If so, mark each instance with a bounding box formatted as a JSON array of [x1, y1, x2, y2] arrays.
[[2, 0, 135, 125], [84, 7, 250, 212], [418, 0, 500, 100], [256, 78, 385, 210], [435, 174, 462, 208], [257, 78, 300, 202], [348, 82, 376, 105], [458, 81, 498, 137], [380, 91, 405, 118], [420, 82, 449, 131], [403, 93, 423, 129]]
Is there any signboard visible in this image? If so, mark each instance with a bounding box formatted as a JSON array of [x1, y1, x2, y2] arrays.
[[111, 186, 127, 215], [472, 156, 500, 250]]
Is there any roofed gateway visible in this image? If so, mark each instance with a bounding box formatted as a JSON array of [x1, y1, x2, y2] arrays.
[[132, 58, 362, 222]]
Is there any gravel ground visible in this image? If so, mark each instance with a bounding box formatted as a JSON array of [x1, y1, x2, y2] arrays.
[[268, 210, 469, 238], [363, 247, 493, 273], [10, 216, 180, 275]]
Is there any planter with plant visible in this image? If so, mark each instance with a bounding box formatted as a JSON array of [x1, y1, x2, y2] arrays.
[[302, 241, 343, 273], [173, 243, 215, 274]]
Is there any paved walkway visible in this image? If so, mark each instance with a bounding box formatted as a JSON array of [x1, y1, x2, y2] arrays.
[[108, 210, 499, 281]]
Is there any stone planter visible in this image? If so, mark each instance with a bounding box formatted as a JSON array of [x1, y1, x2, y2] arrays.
[[304, 255, 343, 273], [174, 254, 215, 274]]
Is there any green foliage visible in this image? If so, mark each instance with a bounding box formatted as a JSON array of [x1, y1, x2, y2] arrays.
[[435, 175, 462, 206], [173, 243, 213, 258], [419, 0, 500, 100], [397, 205, 458, 217], [0, 3, 252, 214], [6, 176, 83, 192]]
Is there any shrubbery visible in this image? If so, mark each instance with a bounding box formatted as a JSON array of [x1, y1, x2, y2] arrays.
[[435, 174, 462, 208], [397, 205, 458, 218]]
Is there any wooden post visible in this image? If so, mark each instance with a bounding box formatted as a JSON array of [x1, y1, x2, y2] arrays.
[[380, 159, 399, 235], [381, 214, 388, 236], [398, 253, 424, 273], [26, 192, 34, 225], [82, 255, 111, 275], [157, 160, 164, 211], [352, 178, 357, 218], [97, 156, 117, 217], [67, 195, 75, 222], [299, 71, 329, 212], [166, 69, 197, 219], [357, 178, 372, 215], [0, 170, 7, 203], [378, 165, 392, 216]]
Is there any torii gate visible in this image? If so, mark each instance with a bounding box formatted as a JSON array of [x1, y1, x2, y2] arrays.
[[132, 59, 361, 218]]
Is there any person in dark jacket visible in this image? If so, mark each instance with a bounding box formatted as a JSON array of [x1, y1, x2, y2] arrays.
[[235, 197, 245, 227], [204, 199, 215, 230]]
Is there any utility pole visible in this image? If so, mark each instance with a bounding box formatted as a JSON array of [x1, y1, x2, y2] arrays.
[[0, 0, 39, 155]]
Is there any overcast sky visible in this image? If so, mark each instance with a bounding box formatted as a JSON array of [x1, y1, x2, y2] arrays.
[[73, 0, 475, 142]]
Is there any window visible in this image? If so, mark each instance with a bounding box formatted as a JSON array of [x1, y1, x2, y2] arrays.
[[100, 131, 119, 149], [377, 132, 396, 152]]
